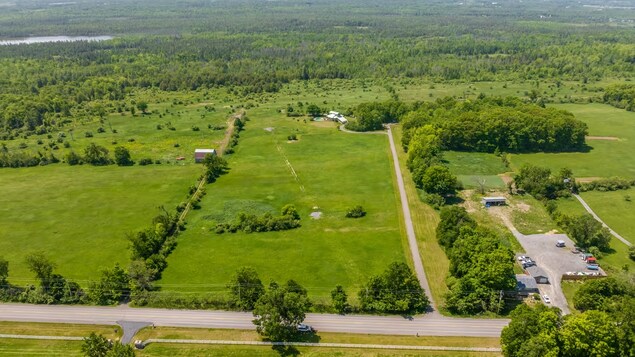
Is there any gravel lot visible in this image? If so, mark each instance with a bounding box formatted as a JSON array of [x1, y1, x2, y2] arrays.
[[514, 233, 589, 314]]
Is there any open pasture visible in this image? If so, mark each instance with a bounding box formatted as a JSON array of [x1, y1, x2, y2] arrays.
[[158, 105, 406, 301], [0, 164, 199, 284]]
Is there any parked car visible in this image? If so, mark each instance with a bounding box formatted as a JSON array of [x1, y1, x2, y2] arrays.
[[556, 240, 565, 247], [542, 295, 551, 304], [522, 261, 536, 268], [587, 264, 600, 271], [297, 324, 314, 333], [517, 256, 527, 261]]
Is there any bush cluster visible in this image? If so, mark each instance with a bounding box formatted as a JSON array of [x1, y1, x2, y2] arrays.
[[215, 204, 301, 234], [578, 177, 635, 192]]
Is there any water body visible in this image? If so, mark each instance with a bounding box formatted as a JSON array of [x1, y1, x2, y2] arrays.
[[0, 36, 113, 46]]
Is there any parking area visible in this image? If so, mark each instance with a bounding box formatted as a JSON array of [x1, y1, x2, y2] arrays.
[[514, 232, 601, 314]]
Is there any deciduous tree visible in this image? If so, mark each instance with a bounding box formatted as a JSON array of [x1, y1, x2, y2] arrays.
[[227, 267, 265, 310]]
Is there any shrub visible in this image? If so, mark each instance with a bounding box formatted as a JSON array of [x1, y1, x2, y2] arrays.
[[192, 126, 200, 131], [345, 205, 366, 218], [138, 158, 153, 166], [84, 131, 93, 138], [424, 193, 445, 209], [629, 246, 635, 261], [97, 127, 106, 133], [65, 151, 83, 165]]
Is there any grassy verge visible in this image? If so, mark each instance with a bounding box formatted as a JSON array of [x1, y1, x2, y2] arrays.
[[0, 339, 83, 357], [137, 344, 500, 357], [0, 321, 120, 339], [391, 126, 448, 309], [135, 327, 500, 348], [560, 281, 582, 314]]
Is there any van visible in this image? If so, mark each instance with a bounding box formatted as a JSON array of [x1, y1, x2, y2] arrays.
[[556, 240, 565, 247]]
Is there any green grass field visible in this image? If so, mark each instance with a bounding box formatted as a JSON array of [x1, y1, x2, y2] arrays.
[[0, 164, 199, 283], [579, 189, 635, 244], [158, 105, 406, 301], [556, 192, 635, 272], [444, 151, 507, 190], [0, 339, 83, 357], [511, 103, 635, 178]]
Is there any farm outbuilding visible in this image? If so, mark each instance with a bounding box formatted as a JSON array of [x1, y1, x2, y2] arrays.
[[482, 196, 506, 206], [526, 265, 550, 284], [515, 274, 539, 296], [194, 149, 217, 163], [326, 111, 348, 124]]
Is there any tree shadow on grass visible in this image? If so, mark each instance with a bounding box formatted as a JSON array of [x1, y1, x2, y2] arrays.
[[272, 345, 300, 356], [268, 332, 321, 356]]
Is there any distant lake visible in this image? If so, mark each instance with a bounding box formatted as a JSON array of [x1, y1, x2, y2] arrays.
[[0, 36, 113, 46]]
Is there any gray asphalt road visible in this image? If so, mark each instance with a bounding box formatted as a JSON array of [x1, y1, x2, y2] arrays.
[[0, 304, 508, 337], [386, 125, 436, 312], [338, 124, 436, 311]]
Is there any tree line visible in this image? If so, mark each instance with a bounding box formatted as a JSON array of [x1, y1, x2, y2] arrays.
[[401, 96, 588, 153], [501, 274, 634, 356], [436, 206, 517, 315]]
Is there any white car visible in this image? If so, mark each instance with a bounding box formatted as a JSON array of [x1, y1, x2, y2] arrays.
[[542, 295, 551, 304]]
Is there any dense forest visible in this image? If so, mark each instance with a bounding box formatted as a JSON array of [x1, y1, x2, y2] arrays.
[[1, 0, 634, 139], [401, 97, 588, 153]]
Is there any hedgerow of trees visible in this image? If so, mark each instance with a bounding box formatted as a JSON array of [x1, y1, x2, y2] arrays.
[[437, 206, 516, 315]]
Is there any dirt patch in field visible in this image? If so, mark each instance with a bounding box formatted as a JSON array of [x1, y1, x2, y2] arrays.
[[310, 211, 322, 220], [516, 202, 531, 212], [586, 136, 619, 141], [264, 127, 274, 132]]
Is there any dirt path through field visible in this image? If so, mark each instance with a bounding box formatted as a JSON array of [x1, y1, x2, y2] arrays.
[[179, 111, 243, 223]]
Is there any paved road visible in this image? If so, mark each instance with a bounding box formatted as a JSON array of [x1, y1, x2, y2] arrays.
[[574, 194, 632, 247], [338, 124, 435, 310], [385, 126, 436, 312], [0, 304, 508, 337]]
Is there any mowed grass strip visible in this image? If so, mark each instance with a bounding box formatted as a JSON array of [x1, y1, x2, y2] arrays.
[[135, 327, 500, 348], [137, 344, 500, 357], [0, 322, 120, 339], [0, 164, 199, 283], [0, 339, 83, 357], [511, 103, 635, 178], [159, 106, 405, 301], [390, 126, 448, 308]]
